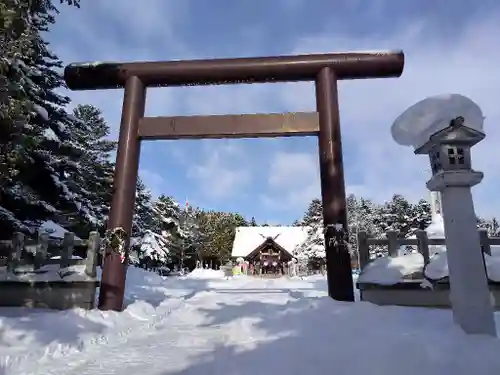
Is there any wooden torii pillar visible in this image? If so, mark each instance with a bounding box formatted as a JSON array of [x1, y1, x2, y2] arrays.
[[64, 51, 405, 311]]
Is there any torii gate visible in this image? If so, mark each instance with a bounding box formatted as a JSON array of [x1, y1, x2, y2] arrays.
[[64, 51, 405, 311]]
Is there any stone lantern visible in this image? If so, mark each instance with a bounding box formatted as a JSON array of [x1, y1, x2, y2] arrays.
[[392, 94, 496, 337], [415, 116, 485, 187]]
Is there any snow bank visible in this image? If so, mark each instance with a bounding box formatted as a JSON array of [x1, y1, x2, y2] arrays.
[[184, 268, 225, 279], [0, 265, 93, 282], [487, 254, 500, 282], [426, 215, 447, 255], [358, 253, 424, 285], [424, 251, 448, 280], [49, 255, 83, 260], [424, 252, 500, 282], [39, 220, 81, 240]]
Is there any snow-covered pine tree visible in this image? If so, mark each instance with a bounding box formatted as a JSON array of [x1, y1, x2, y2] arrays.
[[0, 1, 38, 235], [373, 195, 431, 256], [176, 204, 205, 270], [477, 217, 500, 237], [132, 179, 156, 238], [294, 225, 326, 270], [298, 198, 322, 226], [410, 199, 432, 235], [0, 0, 85, 237], [293, 198, 325, 270], [0, 0, 37, 186], [61, 104, 116, 237], [296, 194, 385, 266], [374, 194, 413, 235], [134, 230, 171, 271], [374, 195, 430, 236], [148, 195, 184, 267], [129, 180, 162, 267], [346, 194, 384, 260]]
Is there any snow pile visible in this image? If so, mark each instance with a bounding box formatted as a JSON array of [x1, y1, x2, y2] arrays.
[[358, 253, 424, 285], [49, 255, 83, 260], [0, 264, 93, 282], [39, 220, 82, 240], [425, 214, 447, 255], [487, 254, 500, 282], [184, 268, 225, 280], [424, 252, 500, 282], [360, 247, 500, 284], [424, 251, 448, 280]]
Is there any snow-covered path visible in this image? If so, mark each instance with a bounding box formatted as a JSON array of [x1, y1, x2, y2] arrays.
[[43, 278, 305, 375], [2, 268, 500, 375]]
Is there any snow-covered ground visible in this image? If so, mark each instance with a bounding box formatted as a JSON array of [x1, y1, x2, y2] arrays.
[[1, 267, 500, 375]]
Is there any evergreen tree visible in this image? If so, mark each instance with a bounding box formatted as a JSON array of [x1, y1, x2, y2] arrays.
[[148, 195, 184, 267], [411, 199, 433, 234], [177, 204, 204, 269], [128, 181, 163, 270], [249, 216, 258, 226], [374, 195, 431, 238], [298, 198, 322, 226], [477, 217, 500, 237], [132, 179, 156, 239], [296, 194, 384, 265], [346, 194, 383, 259], [294, 198, 325, 268], [0, 0, 84, 237], [0, 0, 37, 188], [197, 210, 247, 264], [61, 104, 116, 236]]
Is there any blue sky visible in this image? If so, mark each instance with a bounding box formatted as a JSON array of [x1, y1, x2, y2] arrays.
[[46, 0, 500, 224]]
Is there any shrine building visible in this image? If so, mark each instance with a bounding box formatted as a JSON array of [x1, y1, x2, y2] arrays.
[[231, 226, 310, 275]]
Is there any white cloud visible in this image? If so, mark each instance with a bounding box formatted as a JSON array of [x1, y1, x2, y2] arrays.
[[186, 141, 252, 200], [262, 152, 320, 210]]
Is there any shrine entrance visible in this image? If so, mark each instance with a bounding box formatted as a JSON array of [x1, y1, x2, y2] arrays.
[[64, 51, 405, 311], [246, 236, 293, 277]]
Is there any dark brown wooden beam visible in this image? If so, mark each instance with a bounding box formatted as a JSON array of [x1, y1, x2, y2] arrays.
[[64, 51, 404, 90], [137, 112, 319, 140]]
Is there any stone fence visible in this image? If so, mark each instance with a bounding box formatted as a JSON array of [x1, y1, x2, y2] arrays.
[[356, 229, 500, 309], [0, 231, 101, 310], [356, 228, 500, 270]]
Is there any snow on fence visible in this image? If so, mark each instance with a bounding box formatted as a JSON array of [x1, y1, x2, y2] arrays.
[[357, 229, 499, 270], [0, 231, 101, 310], [356, 229, 500, 309], [0, 231, 100, 275]]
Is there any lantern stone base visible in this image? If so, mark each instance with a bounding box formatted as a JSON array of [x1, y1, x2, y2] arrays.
[[357, 280, 500, 310], [0, 280, 100, 310]]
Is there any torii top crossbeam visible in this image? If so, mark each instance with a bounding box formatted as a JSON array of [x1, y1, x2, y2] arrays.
[[64, 51, 404, 90]]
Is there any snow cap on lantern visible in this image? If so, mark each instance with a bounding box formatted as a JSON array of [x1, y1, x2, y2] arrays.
[[391, 94, 485, 149], [391, 94, 486, 180]]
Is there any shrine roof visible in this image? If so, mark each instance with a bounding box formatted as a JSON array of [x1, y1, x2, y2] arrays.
[[231, 226, 310, 258]]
